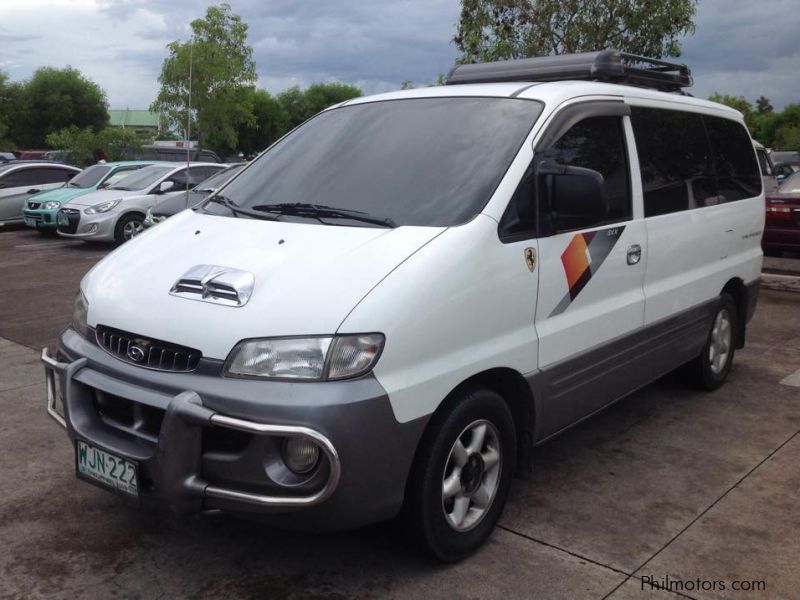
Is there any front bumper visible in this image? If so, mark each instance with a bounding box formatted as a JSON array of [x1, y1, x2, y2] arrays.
[[43, 328, 426, 529], [22, 207, 58, 228], [57, 210, 116, 241]]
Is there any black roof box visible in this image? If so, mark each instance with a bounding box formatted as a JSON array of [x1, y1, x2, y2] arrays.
[[445, 50, 692, 92]]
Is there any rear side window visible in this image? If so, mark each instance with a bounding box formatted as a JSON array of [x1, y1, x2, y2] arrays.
[[631, 107, 717, 216], [704, 116, 761, 201], [37, 168, 75, 184], [1, 169, 39, 188]]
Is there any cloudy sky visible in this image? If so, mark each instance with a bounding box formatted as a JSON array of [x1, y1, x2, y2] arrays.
[[0, 0, 798, 110]]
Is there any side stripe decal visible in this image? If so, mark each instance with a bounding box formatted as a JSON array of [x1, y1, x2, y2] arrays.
[[549, 226, 625, 317]]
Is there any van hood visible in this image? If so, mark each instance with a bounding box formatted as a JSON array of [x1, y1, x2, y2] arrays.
[[82, 210, 445, 359], [67, 188, 143, 207]]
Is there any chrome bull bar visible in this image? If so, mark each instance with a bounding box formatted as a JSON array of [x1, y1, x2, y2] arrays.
[[40, 347, 341, 508]]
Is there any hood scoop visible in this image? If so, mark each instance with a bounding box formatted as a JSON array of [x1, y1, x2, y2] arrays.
[[170, 264, 255, 307]]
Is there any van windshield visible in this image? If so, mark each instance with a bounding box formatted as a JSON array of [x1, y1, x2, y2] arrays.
[[205, 97, 543, 227]]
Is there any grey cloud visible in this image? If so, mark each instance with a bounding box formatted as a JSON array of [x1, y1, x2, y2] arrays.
[[1, 0, 797, 110]]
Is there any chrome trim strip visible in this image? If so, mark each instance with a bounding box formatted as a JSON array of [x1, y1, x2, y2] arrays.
[[205, 414, 342, 507], [41, 348, 67, 429]]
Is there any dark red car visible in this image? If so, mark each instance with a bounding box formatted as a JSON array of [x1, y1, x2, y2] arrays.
[[764, 171, 800, 255]]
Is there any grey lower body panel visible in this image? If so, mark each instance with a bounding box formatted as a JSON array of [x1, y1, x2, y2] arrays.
[[45, 328, 427, 531], [531, 299, 717, 442]]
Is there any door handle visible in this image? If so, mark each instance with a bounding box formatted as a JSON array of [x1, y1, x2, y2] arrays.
[[626, 244, 642, 265]]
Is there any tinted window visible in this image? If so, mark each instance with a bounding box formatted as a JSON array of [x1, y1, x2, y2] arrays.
[[108, 166, 173, 191], [67, 165, 110, 189], [212, 98, 543, 227], [37, 168, 75, 184], [1, 169, 39, 188], [103, 166, 145, 187], [196, 164, 244, 191], [631, 107, 717, 217], [705, 116, 761, 201], [542, 116, 631, 227], [756, 149, 772, 176]]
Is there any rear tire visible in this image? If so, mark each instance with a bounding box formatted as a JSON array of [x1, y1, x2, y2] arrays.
[[403, 387, 516, 562], [689, 294, 737, 391], [114, 213, 145, 244]]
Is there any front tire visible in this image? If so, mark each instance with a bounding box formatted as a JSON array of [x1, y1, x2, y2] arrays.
[[114, 213, 145, 244], [689, 294, 737, 391], [404, 388, 516, 562]]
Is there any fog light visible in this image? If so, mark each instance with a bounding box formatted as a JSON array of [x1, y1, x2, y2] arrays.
[[282, 437, 320, 474], [85, 223, 98, 234]]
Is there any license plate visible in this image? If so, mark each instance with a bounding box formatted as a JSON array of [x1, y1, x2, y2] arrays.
[[24, 217, 36, 226], [76, 440, 139, 498], [57, 213, 69, 226]]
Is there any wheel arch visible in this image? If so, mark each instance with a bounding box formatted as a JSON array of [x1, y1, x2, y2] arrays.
[[410, 367, 538, 483]]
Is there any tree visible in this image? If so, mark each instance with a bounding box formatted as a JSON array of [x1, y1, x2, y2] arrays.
[[45, 126, 98, 166], [0, 72, 11, 148], [10, 67, 108, 148], [278, 83, 362, 130], [756, 96, 773, 115], [234, 88, 288, 155], [151, 3, 257, 155], [454, 0, 697, 63], [45, 126, 144, 166]]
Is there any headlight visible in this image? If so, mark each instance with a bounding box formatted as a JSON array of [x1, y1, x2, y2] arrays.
[[72, 290, 89, 337], [85, 199, 121, 214], [44, 201, 60, 210], [224, 334, 384, 380]]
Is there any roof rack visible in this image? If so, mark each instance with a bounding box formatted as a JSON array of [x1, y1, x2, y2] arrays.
[[445, 50, 692, 92]]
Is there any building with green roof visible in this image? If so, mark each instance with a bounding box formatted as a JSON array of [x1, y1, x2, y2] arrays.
[[107, 109, 161, 136]]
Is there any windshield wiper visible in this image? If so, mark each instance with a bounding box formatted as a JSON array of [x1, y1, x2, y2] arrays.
[[250, 203, 397, 228], [204, 195, 279, 221]]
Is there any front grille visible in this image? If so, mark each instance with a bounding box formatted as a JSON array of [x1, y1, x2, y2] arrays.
[[57, 208, 80, 234], [96, 325, 202, 371], [28, 202, 41, 209]]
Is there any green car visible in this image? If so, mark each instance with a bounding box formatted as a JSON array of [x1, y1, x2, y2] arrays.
[[22, 161, 157, 232]]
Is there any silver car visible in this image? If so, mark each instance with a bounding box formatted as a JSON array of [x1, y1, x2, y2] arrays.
[[56, 163, 224, 244], [0, 162, 81, 226]]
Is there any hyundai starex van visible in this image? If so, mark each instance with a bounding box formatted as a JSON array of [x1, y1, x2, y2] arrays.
[[42, 51, 764, 561]]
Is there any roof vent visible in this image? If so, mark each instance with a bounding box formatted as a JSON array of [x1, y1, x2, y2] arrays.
[[445, 50, 692, 92]]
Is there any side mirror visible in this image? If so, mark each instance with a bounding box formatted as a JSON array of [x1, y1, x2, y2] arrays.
[[159, 180, 175, 193], [777, 174, 786, 182], [27, 188, 41, 194], [539, 161, 606, 232]]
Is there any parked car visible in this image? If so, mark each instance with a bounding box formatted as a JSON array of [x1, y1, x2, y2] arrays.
[[0, 162, 81, 226], [143, 163, 245, 228], [0, 152, 16, 163], [22, 161, 158, 232], [134, 144, 222, 163], [763, 170, 800, 255], [770, 150, 799, 165], [56, 162, 225, 243], [18, 150, 49, 160], [42, 51, 763, 561], [753, 141, 779, 194], [773, 161, 800, 182]]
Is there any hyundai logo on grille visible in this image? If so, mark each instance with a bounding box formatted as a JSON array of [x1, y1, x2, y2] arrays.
[[127, 344, 147, 362]]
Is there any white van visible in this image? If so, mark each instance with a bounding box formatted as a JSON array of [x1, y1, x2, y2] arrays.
[[42, 51, 763, 561]]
